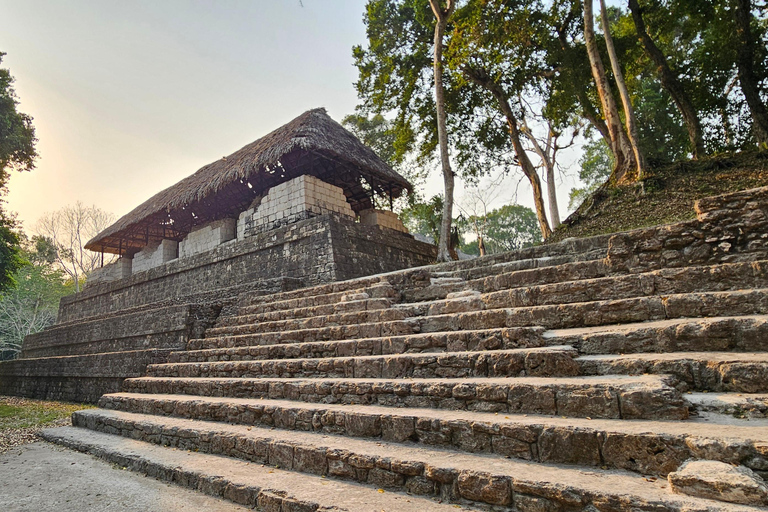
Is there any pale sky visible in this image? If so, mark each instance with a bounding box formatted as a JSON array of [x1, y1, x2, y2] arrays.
[[0, 0, 581, 234]]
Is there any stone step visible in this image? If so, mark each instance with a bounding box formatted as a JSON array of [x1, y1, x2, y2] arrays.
[[432, 248, 607, 282], [476, 257, 610, 294], [42, 426, 475, 512], [225, 244, 611, 322], [0, 348, 172, 403], [173, 327, 546, 363], [187, 318, 420, 351], [216, 257, 760, 337], [208, 305, 411, 337], [216, 292, 486, 336], [578, 352, 768, 393], [481, 260, 768, 311], [687, 392, 768, 419], [236, 274, 393, 309], [432, 232, 613, 274], [62, 409, 760, 510], [99, 392, 768, 477], [410, 258, 610, 303], [237, 281, 399, 317], [217, 297, 393, 328], [545, 315, 768, 355], [121, 374, 688, 420], [502, 288, 768, 330], [393, 292, 485, 317], [148, 346, 580, 380], [190, 289, 768, 351]]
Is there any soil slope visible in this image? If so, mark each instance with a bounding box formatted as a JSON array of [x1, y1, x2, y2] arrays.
[[549, 151, 768, 243]]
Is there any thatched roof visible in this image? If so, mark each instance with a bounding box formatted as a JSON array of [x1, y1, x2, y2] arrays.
[[86, 108, 412, 255]]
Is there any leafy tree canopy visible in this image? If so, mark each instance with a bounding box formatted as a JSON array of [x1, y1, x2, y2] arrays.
[[0, 52, 37, 181], [0, 235, 72, 360], [0, 52, 37, 293], [459, 203, 542, 255]]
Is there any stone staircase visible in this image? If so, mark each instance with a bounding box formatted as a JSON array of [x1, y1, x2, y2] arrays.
[[44, 187, 768, 510]]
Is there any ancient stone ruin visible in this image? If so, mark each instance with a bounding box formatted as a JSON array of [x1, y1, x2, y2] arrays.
[[3, 110, 768, 509], [0, 108, 436, 402]]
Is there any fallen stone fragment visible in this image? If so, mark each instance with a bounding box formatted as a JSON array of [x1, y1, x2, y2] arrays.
[[668, 459, 768, 506]]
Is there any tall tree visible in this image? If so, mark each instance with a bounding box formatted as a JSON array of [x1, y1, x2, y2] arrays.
[[459, 203, 542, 255], [520, 112, 579, 229], [35, 202, 115, 293], [548, 1, 612, 146], [583, 0, 636, 183], [0, 52, 37, 292], [599, 0, 646, 179], [627, 0, 706, 158], [460, 68, 553, 238], [448, 0, 554, 238], [733, 0, 768, 146], [428, 0, 457, 261], [0, 236, 72, 360]]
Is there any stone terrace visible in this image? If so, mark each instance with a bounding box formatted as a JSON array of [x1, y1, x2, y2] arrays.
[[44, 186, 768, 510]]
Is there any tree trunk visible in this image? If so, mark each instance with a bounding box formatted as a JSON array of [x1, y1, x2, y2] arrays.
[[464, 69, 552, 239], [554, 27, 612, 145], [546, 161, 560, 229], [522, 119, 561, 229], [583, 0, 635, 182], [598, 0, 645, 180], [628, 0, 706, 159], [428, 0, 456, 262], [733, 0, 768, 146]]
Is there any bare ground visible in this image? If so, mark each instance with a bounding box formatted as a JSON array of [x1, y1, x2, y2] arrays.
[[550, 150, 768, 243]]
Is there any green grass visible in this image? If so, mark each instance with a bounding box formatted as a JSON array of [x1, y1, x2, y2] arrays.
[[0, 397, 92, 431]]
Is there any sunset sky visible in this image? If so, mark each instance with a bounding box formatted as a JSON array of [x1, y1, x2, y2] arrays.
[[0, 0, 580, 234]]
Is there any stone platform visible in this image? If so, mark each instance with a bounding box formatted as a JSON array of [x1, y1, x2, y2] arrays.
[[0, 213, 435, 402], [32, 185, 768, 509]]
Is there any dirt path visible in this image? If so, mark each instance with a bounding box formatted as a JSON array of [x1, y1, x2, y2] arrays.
[[0, 442, 252, 512]]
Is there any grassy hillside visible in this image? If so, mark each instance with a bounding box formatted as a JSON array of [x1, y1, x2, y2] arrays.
[[548, 151, 768, 243]]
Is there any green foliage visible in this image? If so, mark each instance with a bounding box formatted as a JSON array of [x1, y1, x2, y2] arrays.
[[0, 215, 23, 292], [0, 53, 37, 178], [342, 113, 400, 166], [354, 0, 768, 224], [569, 137, 613, 210], [0, 52, 37, 294], [632, 77, 690, 164], [342, 112, 429, 188], [460, 203, 542, 255], [399, 194, 444, 243], [615, 0, 768, 152], [354, 0, 438, 165], [0, 236, 73, 360]]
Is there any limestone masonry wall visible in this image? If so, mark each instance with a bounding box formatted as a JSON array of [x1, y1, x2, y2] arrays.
[[20, 304, 216, 359], [359, 209, 408, 232], [237, 175, 355, 238], [3, 186, 767, 405], [0, 349, 171, 403], [57, 214, 434, 325], [132, 239, 178, 274], [606, 186, 768, 272], [87, 257, 132, 284], [178, 219, 236, 259]]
